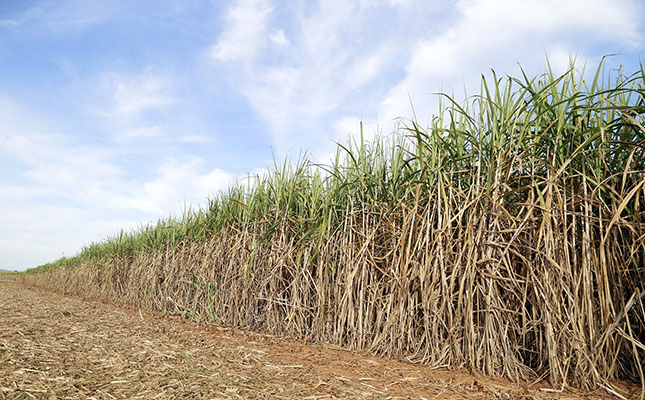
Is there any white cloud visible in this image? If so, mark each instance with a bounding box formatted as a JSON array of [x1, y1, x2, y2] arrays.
[[209, 0, 398, 155], [344, 48, 391, 90], [116, 125, 164, 141], [109, 72, 175, 116], [0, 100, 127, 268], [137, 159, 235, 215], [5, 131, 230, 219], [0, 98, 235, 269], [176, 134, 211, 144], [378, 0, 643, 127], [84, 69, 182, 143], [244, 66, 301, 143], [3, 132, 119, 197], [270, 29, 289, 49], [210, 0, 273, 62], [455, 0, 639, 46]]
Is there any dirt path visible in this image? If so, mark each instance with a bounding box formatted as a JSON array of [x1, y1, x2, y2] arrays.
[[0, 280, 624, 400]]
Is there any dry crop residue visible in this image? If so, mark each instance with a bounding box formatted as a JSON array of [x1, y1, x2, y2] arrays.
[[0, 281, 623, 400]]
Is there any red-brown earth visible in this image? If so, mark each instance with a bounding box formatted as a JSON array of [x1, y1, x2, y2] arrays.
[[0, 280, 636, 399]]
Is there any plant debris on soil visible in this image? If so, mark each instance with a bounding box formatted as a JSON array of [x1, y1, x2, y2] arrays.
[[0, 281, 635, 399]]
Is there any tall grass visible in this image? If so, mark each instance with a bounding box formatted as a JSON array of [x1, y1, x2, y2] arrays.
[[24, 59, 645, 394]]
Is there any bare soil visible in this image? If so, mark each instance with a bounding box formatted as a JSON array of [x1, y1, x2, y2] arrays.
[[0, 281, 632, 399]]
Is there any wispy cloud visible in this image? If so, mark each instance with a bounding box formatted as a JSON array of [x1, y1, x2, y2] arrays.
[[175, 134, 211, 144], [208, 0, 404, 155], [269, 29, 289, 49], [210, 0, 273, 63], [82, 69, 179, 144], [0, 0, 116, 34], [115, 125, 164, 142], [106, 71, 175, 117]]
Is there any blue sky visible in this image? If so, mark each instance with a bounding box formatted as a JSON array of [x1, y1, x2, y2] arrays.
[[1, 0, 643, 270]]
